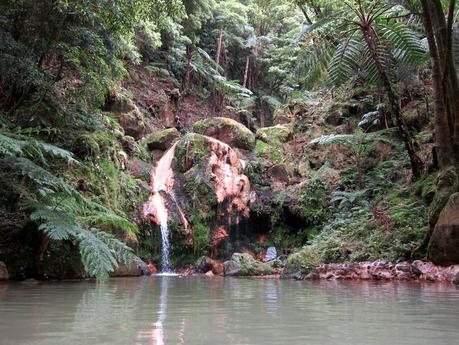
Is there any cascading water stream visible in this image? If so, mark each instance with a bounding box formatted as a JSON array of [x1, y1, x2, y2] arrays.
[[143, 143, 178, 273], [158, 204, 171, 273]]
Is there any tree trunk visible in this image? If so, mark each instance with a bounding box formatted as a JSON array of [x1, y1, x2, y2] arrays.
[[181, 45, 195, 94], [361, 26, 423, 179], [420, 0, 455, 169], [243, 55, 250, 88], [259, 99, 265, 128], [35, 234, 50, 277], [216, 30, 224, 66]]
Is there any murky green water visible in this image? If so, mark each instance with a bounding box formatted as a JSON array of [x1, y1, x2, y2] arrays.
[[1, 277, 459, 345]]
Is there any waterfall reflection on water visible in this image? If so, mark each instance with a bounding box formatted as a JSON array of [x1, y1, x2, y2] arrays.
[[1, 278, 459, 345]]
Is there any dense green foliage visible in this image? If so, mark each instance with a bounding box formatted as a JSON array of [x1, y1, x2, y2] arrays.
[[1, 0, 457, 279]]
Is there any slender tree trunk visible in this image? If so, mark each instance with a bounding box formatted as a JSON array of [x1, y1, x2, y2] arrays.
[[181, 45, 194, 94], [259, 100, 265, 128], [361, 26, 423, 178], [243, 55, 250, 88], [35, 234, 50, 277], [216, 30, 224, 66]]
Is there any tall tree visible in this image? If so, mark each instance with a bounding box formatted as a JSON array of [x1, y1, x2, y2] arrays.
[[419, 0, 459, 169]]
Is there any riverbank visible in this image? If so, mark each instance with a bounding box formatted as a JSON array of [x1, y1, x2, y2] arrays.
[[187, 256, 459, 285]]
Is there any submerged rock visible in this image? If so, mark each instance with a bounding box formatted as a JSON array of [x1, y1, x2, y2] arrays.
[[193, 117, 256, 150], [223, 253, 273, 276], [0, 261, 9, 281]]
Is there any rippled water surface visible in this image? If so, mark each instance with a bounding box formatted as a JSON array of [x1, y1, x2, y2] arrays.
[[1, 277, 459, 345]]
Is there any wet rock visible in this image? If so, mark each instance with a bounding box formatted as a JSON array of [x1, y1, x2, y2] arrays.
[[223, 253, 273, 276], [428, 192, 459, 265], [304, 271, 319, 280], [293, 272, 306, 280], [109, 260, 147, 277], [193, 117, 256, 150], [0, 262, 9, 281], [197, 256, 224, 275], [174, 133, 251, 219], [223, 260, 242, 276], [453, 273, 459, 285], [144, 128, 180, 151], [264, 247, 277, 262]]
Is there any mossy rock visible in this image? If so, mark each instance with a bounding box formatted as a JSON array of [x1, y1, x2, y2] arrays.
[[143, 128, 180, 151], [223, 253, 273, 276], [174, 133, 215, 173], [428, 192, 459, 265], [256, 124, 293, 144], [428, 167, 459, 228], [193, 117, 255, 150], [255, 140, 283, 163], [282, 248, 320, 278]]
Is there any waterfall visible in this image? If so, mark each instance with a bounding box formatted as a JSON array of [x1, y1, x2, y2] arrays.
[[143, 143, 178, 273], [159, 219, 171, 273]]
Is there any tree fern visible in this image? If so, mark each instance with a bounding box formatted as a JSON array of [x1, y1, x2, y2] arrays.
[[31, 203, 135, 280], [379, 20, 427, 65], [1, 126, 137, 279], [329, 31, 363, 85], [295, 2, 427, 88]]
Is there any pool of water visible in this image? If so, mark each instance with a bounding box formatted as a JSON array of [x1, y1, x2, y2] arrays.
[[1, 277, 458, 345]]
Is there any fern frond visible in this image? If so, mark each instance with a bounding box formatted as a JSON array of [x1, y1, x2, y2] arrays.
[[0, 129, 77, 163], [296, 37, 335, 85], [30, 206, 81, 240], [31, 203, 135, 280], [378, 20, 427, 65], [0, 132, 26, 155], [78, 228, 133, 280], [310, 133, 356, 146], [329, 31, 363, 85], [5, 156, 73, 192]]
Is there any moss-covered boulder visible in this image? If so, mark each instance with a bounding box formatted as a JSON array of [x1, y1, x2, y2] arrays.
[[428, 167, 459, 228], [144, 128, 180, 151], [193, 117, 255, 150], [282, 248, 318, 279], [428, 192, 459, 265], [223, 253, 273, 276], [256, 124, 293, 144]]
